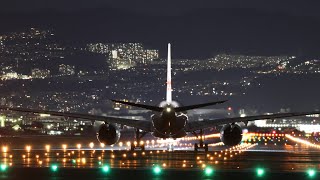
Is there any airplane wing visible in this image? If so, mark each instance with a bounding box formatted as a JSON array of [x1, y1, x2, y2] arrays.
[[0, 106, 153, 132], [186, 111, 320, 132]]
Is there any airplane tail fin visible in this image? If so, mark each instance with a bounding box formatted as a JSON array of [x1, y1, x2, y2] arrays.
[[111, 44, 228, 112], [166, 43, 172, 104]]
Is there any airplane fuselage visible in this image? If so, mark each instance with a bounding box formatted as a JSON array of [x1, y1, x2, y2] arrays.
[[151, 104, 188, 139]]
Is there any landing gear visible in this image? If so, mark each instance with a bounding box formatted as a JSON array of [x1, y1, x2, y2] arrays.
[[130, 128, 147, 151], [192, 129, 209, 152]]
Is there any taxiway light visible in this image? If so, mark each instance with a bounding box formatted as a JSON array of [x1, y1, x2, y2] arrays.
[[0, 164, 7, 172], [256, 168, 265, 177], [102, 165, 110, 173], [307, 169, 316, 178], [50, 164, 58, 172], [153, 165, 162, 175], [204, 167, 214, 176]]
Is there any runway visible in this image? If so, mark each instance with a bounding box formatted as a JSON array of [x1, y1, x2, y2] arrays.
[[0, 133, 319, 179]]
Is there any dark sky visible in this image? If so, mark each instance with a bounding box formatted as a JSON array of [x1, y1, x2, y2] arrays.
[[2, 0, 320, 58]]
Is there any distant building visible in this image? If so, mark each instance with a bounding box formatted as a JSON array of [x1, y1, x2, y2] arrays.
[[59, 64, 75, 76], [87, 43, 159, 70], [2, 72, 18, 80], [31, 68, 50, 79]]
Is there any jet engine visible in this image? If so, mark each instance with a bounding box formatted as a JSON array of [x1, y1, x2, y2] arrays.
[[220, 124, 243, 146], [97, 123, 120, 145]]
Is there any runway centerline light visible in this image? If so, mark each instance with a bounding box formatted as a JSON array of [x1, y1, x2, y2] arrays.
[[307, 169, 316, 178], [204, 167, 214, 176], [153, 165, 162, 175], [256, 168, 265, 177]]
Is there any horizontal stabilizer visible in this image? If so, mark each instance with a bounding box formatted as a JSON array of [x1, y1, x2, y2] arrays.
[[110, 99, 163, 112], [175, 100, 227, 112]]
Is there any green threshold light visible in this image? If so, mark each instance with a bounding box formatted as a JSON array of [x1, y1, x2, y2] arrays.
[[153, 165, 162, 175], [50, 164, 58, 172], [0, 164, 7, 172], [204, 167, 214, 176], [256, 168, 265, 177], [307, 169, 316, 178], [102, 165, 110, 173]]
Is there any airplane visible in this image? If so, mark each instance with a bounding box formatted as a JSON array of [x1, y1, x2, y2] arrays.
[[0, 43, 319, 151]]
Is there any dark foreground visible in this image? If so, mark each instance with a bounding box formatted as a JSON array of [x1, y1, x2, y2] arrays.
[[0, 167, 317, 180]]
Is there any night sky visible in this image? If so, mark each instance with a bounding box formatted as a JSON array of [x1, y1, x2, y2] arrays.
[[2, 0, 320, 58]]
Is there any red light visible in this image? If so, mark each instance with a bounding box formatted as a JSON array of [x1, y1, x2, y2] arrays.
[[272, 131, 276, 134], [227, 107, 232, 111]]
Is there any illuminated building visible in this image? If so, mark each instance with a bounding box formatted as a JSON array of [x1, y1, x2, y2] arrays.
[[1, 72, 18, 80], [31, 68, 50, 79], [87, 43, 159, 70], [59, 64, 75, 76]]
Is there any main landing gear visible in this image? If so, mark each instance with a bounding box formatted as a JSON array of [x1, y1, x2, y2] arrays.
[[130, 128, 147, 151], [192, 129, 209, 152]]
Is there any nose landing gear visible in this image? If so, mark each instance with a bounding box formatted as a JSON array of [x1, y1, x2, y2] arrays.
[[130, 128, 147, 151], [192, 129, 209, 152]]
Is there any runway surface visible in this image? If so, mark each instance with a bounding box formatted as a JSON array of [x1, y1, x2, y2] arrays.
[[0, 134, 319, 179]]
